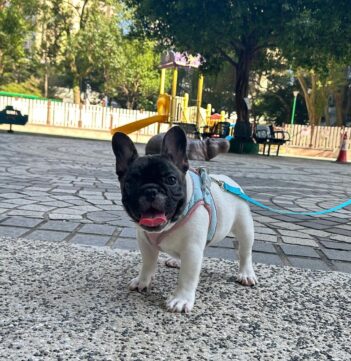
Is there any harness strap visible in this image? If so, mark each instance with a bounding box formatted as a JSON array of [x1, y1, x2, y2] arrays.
[[145, 201, 204, 247], [144, 168, 217, 248], [189, 168, 217, 241]]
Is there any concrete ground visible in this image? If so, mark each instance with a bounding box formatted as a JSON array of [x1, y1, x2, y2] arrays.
[[0, 132, 350, 272], [1, 237, 350, 360], [0, 131, 351, 360]]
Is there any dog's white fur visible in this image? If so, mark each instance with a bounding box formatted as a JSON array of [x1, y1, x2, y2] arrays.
[[129, 171, 257, 313]]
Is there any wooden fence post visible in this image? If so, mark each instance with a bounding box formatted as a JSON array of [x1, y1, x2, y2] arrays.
[[78, 103, 82, 128], [46, 100, 52, 125], [109, 112, 113, 130]]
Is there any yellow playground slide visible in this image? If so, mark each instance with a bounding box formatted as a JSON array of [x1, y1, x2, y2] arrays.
[[110, 114, 168, 135], [111, 94, 170, 135]]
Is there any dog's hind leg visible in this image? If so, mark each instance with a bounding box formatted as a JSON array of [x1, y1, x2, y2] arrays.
[[232, 203, 257, 286]]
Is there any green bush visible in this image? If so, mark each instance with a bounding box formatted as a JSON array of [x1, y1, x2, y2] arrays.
[[0, 78, 42, 97]]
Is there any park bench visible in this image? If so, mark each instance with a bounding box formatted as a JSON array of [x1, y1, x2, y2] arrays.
[[254, 124, 290, 156], [0, 105, 28, 133]]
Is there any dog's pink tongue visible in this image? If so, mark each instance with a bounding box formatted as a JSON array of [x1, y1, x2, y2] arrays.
[[139, 213, 167, 227]]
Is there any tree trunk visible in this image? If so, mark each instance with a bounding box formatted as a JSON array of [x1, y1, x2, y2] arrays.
[[297, 71, 320, 126], [235, 52, 250, 122], [126, 98, 132, 109], [334, 89, 345, 126], [296, 72, 317, 147], [73, 76, 81, 105], [324, 103, 330, 125], [0, 51, 6, 79], [345, 86, 351, 120], [44, 66, 49, 98], [234, 50, 252, 140]]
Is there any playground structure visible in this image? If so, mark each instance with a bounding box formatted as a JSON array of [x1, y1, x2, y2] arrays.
[[110, 51, 226, 136]]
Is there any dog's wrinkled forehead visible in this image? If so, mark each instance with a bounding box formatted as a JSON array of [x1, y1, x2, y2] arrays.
[[125, 155, 181, 182]]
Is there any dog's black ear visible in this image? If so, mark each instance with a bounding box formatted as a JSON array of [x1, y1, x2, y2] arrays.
[[161, 126, 189, 173], [112, 132, 138, 179]]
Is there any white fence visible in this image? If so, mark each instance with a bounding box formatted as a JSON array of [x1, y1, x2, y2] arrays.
[[1, 96, 350, 151], [284, 124, 351, 151], [0, 95, 159, 134]]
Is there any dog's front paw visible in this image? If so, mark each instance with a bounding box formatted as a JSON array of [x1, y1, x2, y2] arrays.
[[166, 295, 194, 313], [237, 266, 257, 286], [128, 276, 152, 292], [165, 258, 181, 269]]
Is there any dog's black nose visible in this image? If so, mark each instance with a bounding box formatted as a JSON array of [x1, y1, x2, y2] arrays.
[[144, 187, 158, 201]]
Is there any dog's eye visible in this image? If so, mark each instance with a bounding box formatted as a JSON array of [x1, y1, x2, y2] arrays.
[[166, 176, 177, 185]]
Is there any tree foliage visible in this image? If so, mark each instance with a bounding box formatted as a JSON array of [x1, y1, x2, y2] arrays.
[[281, 1, 351, 127], [0, 0, 38, 85], [33, 0, 162, 107], [283, 0, 351, 73], [104, 38, 161, 109], [253, 71, 308, 126], [128, 0, 351, 131], [1, 0, 351, 117], [128, 0, 304, 135], [49, 0, 126, 103]]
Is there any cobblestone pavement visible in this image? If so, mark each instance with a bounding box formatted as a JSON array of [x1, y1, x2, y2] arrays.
[[0, 132, 350, 273]]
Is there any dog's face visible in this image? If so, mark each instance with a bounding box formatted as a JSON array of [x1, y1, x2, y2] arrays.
[[112, 127, 189, 232]]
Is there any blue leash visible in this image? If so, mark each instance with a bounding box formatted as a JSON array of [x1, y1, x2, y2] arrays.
[[214, 179, 351, 216]]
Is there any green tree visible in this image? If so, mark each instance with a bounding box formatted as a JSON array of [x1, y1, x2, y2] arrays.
[[202, 63, 236, 115], [295, 64, 350, 127], [128, 0, 351, 136], [107, 39, 162, 109], [252, 70, 308, 125], [34, 1, 162, 108], [0, 0, 38, 85], [283, 0, 351, 71], [67, 1, 123, 104], [295, 69, 326, 127], [282, 0, 351, 128], [35, 0, 70, 97], [329, 65, 351, 126], [43, 0, 124, 104], [128, 0, 307, 137]]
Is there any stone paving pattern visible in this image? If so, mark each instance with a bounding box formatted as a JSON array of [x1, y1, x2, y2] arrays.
[[0, 132, 350, 273]]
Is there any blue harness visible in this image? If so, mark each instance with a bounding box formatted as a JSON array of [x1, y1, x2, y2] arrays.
[[182, 169, 217, 242], [143, 168, 217, 248]]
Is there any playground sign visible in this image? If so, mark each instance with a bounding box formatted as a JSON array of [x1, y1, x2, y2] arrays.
[[160, 51, 202, 69]]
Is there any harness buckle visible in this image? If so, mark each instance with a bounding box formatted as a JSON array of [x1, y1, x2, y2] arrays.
[[210, 177, 225, 190], [217, 180, 225, 190]]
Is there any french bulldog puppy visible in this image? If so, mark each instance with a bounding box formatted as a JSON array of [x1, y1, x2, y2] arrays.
[[145, 132, 230, 161], [112, 126, 257, 313]]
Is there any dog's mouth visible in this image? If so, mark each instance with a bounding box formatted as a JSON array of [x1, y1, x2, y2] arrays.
[[139, 209, 168, 229]]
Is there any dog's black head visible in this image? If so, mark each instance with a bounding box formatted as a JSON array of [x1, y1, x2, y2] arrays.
[[112, 126, 189, 232]]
